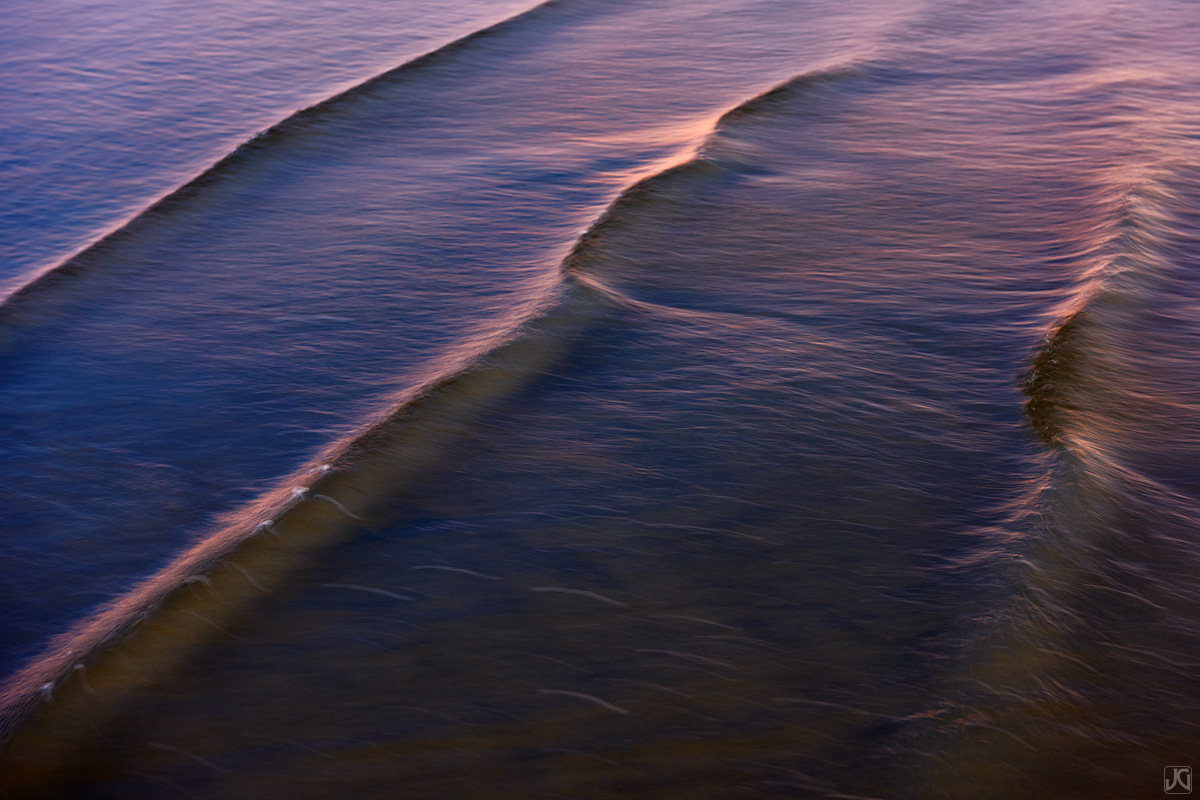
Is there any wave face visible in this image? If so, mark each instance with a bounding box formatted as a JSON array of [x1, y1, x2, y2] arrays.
[[5, 0, 1200, 797]]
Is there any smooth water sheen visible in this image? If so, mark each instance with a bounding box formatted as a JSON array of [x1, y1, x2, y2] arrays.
[[2, 0, 1200, 797]]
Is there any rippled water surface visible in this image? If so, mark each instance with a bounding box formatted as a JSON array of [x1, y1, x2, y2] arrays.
[[3, 0, 1200, 797]]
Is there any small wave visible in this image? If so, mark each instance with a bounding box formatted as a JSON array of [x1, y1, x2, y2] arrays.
[[0, 54, 996, 798], [0, 0, 560, 349], [0, 273, 612, 790], [562, 58, 869, 291], [0, 65, 872, 781], [932, 169, 1200, 798], [712, 62, 866, 131], [1022, 177, 1179, 448], [0, 60, 879, 785]]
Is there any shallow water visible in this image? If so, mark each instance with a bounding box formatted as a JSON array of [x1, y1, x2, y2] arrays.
[[2, 0, 1200, 797]]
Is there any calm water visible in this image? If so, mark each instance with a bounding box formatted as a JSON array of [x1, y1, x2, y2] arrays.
[[2, 0, 1200, 797]]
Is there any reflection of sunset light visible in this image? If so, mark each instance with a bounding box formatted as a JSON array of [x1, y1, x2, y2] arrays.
[[6, 0, 1200, 797]]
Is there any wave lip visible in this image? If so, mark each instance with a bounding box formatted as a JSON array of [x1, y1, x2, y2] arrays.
[[1022, 178, 1180, 448], [562, 58, 870, 287]]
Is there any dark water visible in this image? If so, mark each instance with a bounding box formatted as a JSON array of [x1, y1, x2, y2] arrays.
[[3, 0, 1200, 797]]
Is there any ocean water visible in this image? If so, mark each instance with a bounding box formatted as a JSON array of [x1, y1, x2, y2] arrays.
[[2, 0, 1199, 797]]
